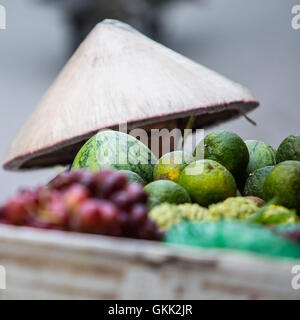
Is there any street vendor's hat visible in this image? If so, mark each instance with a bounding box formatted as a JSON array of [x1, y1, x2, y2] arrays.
[[4, 19, 258, 170]]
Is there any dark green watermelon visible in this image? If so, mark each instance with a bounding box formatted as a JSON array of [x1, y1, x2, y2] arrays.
[[276, 134, 300, 163], [245, 140, 276, 175], [72, 130, 157, 183], [119, 170, 145, 185]]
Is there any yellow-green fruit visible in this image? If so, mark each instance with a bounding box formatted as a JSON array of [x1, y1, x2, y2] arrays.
[[253, 205, 298, 225], [178, 203, 208, 220], [154, 151, 194, 182], [149, 202, 209, 230], [178, 159, 237, 207], [245, 196, 265, 207], [149, 203, 182, 230], [206, 197, 258, 221]]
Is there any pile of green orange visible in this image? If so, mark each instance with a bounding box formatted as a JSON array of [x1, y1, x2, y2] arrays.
[[149, 131, 300, 216], [72, 130, 300, 217]]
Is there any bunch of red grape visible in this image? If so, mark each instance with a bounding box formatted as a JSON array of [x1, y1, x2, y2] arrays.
[[0, 170, 163, 241]]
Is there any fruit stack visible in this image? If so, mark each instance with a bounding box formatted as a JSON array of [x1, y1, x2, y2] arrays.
[[145, 131, 300, 218], [69, 128, 300, 258], [2, 128, 300, 258]]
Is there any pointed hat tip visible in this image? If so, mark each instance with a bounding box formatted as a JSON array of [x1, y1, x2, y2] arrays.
[[96, 19, 140, 34]]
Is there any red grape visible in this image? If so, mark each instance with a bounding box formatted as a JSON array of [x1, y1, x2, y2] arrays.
[[72, 200, 101, 233], [27, 217, 59, 230], [45, 196, 69, 227], [48, 171, 82, 190], [125, 183, 148, 204], [36, 186, 52, 208], [4, 196, 29, 225], [78, 171, 98, 193], [130, 204, 148, 225], [110, 191, 132, 210], [63, 183, 90, 211], [118, 210, 130, 225], [98, 171, 127, 198], [97, 200, 119, 228], [18, 188, 39, 212], [137, 219, 163, 241], [94, 170, 112, 189], [0, 169, 162, 241], [0, 206, 6, 220]]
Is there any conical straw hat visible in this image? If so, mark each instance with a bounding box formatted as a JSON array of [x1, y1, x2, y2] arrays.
[[4, 19, 258, 170]]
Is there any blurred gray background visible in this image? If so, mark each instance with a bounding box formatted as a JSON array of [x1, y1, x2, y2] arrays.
[[0, 0, 299, 201]]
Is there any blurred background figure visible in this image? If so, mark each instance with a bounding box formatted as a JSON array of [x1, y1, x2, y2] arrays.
[[43, 0, 184, 49], [0, 0, 299, 201]]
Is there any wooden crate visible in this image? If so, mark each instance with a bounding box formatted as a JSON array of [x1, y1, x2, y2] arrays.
[[0, 224, 299, 299]]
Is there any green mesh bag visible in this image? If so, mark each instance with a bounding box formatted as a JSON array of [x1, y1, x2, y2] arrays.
[[165, 220, 300, 259], [275, 222, 300, 233]]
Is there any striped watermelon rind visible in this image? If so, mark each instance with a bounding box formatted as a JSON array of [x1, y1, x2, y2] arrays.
[[118, 170, 145, 185], [72, 130, 157, 183], [245, 140, 276, 175]]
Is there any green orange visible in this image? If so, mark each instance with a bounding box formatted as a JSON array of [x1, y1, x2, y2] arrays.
[[153, 151, 194, 182], [194, 130, 249, 180], [177, 159, 237, 207], [144, 180, 191, 209], [263, 161, 300, 213]]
